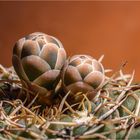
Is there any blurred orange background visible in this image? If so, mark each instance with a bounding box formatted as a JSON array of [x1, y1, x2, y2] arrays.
[[0, 1, 140, 81]]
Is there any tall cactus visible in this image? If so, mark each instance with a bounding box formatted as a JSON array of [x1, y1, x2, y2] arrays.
[[12, 32, 67, 104]]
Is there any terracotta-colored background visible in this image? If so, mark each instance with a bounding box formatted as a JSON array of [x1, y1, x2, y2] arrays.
[[0, 2, 140, 81]]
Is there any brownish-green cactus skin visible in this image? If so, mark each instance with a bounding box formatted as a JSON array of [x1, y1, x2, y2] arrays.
[[12, 32, 67, 105], [62, 55, 105, 103]]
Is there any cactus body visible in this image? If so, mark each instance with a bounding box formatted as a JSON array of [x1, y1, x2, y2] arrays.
[[12, 32, 67, 104], [62, 55, 105, 102]]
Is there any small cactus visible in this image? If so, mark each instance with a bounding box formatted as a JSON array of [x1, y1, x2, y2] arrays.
[[62, 55, 105, 103], [12, 32, 67, 104]]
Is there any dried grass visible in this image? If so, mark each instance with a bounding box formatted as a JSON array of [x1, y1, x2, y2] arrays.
[[0, 65, 140, 140]]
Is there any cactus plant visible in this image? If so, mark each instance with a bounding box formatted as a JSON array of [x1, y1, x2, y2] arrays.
[[12, 32, 67, 104], [62, 55, 105, 103], [1, 50, 140, 139]]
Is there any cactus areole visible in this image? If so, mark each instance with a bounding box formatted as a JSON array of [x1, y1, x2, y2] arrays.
[[62, 55, 105, 103], [12, 32, 67, 105]]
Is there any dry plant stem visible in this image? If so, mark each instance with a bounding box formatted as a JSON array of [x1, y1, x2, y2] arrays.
[[100, 126, 127, 136], [58, 91, 70, 113], [99, 71, 134, 121], [104, 69, 112, 73], [99, 94, 130, 121], [98, 55, 104, 63], [84, 124, 105, 135], [10, 115, 35, 121], [64, 101, 76, 114], [92, 89, 101, 103], [0, 79, 20, 84], [116, 70, 135, 103], [9, 105, 22, 117], [53, 106, 60, 118], [28, 131, 43, 139], [121, 105, 136, 117], [83, 94, 92, 113], [101, 115, 131, 124], [77, 97, 85, 110], [50, 121, 77, 126], [93, 103, 102, 114], [0, 65, 140, 139], [115, 74, 131, 81], [106, 85, 140, 91], [0, 64, 9, 75], [21, 106, 44, 124], [80, 131, 108, 140], [124, 123, 135, 140], [40, 121, 51, 130], [1, 110, 25, 128], [133, 93, 140, 117], [0, 102, 24, 128], [27, 92, 39, 108], [62, 103, 79, 113], [2, 100, 17, 108], [102, 70, 119, 87], [120, 70, 129, 82], [83, 94, 131, 136], [102, 90, 110, 103], [124, 92, 140, 140]]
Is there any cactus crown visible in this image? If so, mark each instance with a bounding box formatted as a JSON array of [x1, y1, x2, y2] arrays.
[[63, 55, 105, 93], [12, 32, 66, 90]]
